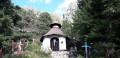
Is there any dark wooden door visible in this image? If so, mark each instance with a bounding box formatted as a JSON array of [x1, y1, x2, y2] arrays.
[[50, 37, 59, 51]]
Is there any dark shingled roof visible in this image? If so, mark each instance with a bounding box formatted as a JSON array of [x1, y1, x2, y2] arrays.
[[44, 27, 64, 36], [50, 21, 61, 28], [40, 21, 70, 42]]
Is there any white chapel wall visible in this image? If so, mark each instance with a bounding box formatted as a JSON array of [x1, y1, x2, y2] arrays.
[[59, 37, 66, 50], [41, 37, 51, 52]]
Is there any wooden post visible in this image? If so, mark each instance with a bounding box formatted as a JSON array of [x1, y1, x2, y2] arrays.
[[0, 48, 2, 55], [17, 41, 23, 56], [32, 38, 36, 43], [12, 40, 14, 56]]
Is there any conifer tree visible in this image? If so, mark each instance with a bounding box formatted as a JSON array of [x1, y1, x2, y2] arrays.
[[38, 12, 52, 35], [62, 20, 72, 37], [73, 0, 120, 57], [0, 0, 21, 53]]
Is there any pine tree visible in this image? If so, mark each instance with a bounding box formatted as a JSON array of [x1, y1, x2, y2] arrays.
[[38, 12, 52, 35], [0, 0, 21, 35], [73, 0, 120, 57], [62, 20, 72, 37], [0, 0, 21, 53], [72, 0, 92, 41]]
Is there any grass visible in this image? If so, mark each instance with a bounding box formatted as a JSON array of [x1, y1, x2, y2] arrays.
[[4, 33, 50, 58]]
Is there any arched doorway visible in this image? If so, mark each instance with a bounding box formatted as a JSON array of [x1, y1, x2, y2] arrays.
[[50, 37, 59, 51]]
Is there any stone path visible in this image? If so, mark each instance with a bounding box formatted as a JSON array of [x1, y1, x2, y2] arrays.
[[50, 51, 69, 58]]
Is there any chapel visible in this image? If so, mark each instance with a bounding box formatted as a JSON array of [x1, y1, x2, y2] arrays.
[[40, 21, 70, 52]]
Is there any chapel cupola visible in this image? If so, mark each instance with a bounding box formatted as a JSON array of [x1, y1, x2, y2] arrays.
[[50, 21, 61, 28]]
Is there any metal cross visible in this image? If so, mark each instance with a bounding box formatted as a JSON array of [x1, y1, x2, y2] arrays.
[[81, 42, 90, 58]]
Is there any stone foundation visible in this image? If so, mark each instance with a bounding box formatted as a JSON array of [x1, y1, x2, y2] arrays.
[[50, 51, 69, 58]]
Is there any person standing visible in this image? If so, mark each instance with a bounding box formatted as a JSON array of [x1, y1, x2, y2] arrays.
[[74, 46, 77, 57]]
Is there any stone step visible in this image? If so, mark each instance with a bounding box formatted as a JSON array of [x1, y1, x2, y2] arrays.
[[50, 51, 69, 58]]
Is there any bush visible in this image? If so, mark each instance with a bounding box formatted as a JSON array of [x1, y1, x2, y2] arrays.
[[27, 44, 51, 58], [4, 51, 38, 58], [4, 42, 50, 58]]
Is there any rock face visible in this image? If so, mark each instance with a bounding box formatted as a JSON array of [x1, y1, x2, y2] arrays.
[[50, 51, 69, 58], [24, 6, 41, 17], [63, 0, 78, 22]]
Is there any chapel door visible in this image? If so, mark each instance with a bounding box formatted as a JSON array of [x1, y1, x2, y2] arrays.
[[50, 37, 59, 51]]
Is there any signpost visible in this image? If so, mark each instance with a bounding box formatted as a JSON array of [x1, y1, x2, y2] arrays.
[[82, 42, 90, 58]]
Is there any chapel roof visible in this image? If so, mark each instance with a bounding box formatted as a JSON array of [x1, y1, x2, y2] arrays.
[[43, 21, 64, 36], [43, 27, 64, 36], [40, 21, 70, 42]]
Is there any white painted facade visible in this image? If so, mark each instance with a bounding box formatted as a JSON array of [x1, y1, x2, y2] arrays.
[[59, 37, 66, 50], [41, 37, 51, 52], [41, 36, 67, 52]]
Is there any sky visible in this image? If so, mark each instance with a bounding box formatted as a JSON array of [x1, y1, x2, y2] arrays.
[[11, 0, 77, 16]]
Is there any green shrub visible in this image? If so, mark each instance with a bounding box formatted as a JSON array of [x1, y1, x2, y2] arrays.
[[4, 51, 38, 58], [27, 44, 51, 58], [4, 42, 50, 58]]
